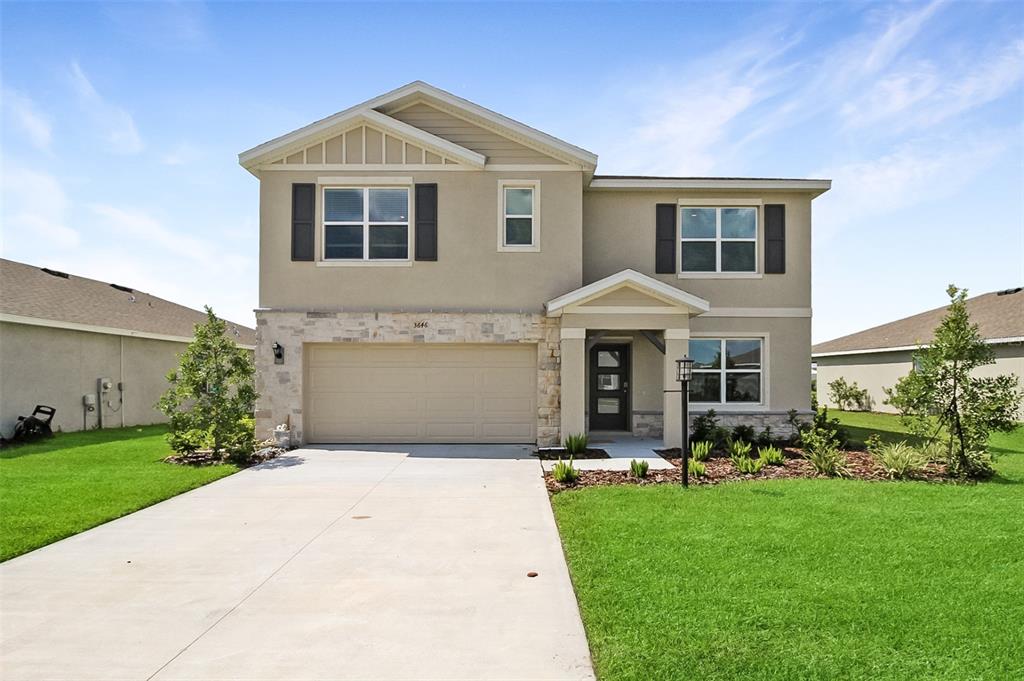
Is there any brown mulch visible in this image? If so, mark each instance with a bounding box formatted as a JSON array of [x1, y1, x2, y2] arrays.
[[534, 448, 609, 460], [544, 448, 949, 494], [164, 440, 283, 467]]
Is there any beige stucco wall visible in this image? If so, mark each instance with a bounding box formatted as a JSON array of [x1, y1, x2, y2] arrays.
[[817, 343, 1024, 417], [258, 169, 584, 311], [582, 190, 813, 307], [0, 322, 187, 436]]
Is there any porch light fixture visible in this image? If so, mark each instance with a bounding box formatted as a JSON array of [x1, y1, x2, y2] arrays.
[[676, 356, 695, 487], [272, 342, 284, 365]]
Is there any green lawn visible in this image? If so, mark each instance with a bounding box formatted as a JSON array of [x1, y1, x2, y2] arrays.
[[552, 412, 1024, 680], [0, 425, 238, 561]]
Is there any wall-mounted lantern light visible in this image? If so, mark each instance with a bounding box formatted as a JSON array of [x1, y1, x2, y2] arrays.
[[272, 342, 284, 365]]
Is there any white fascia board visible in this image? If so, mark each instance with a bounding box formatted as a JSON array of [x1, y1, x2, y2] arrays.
[[382, 82, 599, 169], [239, 80, 597, 171], [812, 336, 1024, 359], [239, 106, 485, 170], [0, 313, 256, 350], [545, 269, 711, 316], [589, 178, 833, 194]]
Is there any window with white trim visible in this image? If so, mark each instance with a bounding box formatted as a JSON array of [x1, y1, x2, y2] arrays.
[[680, 207, 757, 273], [323, 187, 409, 260], [498, 180, 539, 250], [689, 338, 763, 403]]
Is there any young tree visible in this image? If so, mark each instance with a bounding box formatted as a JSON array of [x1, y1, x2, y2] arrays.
[[159, 307, 257, 462], [885, 286, 1022, 478]]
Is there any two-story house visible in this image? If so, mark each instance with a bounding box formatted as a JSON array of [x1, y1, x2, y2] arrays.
[[239, 82, 830, 448]]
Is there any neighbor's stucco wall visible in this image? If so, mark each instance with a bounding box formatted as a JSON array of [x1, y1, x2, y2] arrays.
[[0, 322, 187, 436], [258, 169, 584, 311], [582, 190, 813, 308], [817, 343, 1024, 417]]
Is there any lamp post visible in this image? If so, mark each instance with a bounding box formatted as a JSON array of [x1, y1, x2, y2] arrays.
[[676, 357, 694, 487]]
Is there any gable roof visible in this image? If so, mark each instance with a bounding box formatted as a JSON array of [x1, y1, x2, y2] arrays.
[[812, 287, 1024, 357], [0, 258, 256, 347], [238, 80, 598, 172], [546, 269, 710, 316]]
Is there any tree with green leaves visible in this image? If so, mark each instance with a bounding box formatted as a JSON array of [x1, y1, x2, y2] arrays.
[[885, 285, 1022, 479], [158, 307, 257, 462]]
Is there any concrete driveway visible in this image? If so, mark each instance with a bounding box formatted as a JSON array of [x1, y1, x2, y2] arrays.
[[0, 446, 594, 681]]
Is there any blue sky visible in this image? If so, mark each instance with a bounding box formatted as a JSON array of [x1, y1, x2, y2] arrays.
[[2, 1, 1021, 342]]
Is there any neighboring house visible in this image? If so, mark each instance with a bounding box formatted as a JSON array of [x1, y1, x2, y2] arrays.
[[240, 81, 831, 447], [813, 287, 1024, 416], [0, 258, 256, 436]]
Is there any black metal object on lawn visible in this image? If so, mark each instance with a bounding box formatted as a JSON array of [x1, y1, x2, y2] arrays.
[[676, 357, 694, 487], [0, 405, 56, 447]]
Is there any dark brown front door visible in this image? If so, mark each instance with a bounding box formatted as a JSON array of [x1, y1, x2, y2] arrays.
[[589, 344, 630, 431]]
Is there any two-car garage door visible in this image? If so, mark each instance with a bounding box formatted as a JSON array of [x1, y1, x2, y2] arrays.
[[305, 344, 537, 443]]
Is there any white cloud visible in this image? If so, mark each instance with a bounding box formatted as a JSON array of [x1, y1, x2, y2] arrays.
[[68, 61, 143, 154], [0, 165, 79, 251], [1, 88, 52, 151]]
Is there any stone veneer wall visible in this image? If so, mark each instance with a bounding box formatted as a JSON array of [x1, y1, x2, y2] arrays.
[[255, 311, 562, 446], [631, 410, 810, 440]]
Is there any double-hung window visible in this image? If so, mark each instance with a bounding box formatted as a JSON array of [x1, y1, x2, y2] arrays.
[[689, 338, 763, 404], [498, 180, 539, 251], [323, 187, 410, 261], [680, 207, 757, 273]]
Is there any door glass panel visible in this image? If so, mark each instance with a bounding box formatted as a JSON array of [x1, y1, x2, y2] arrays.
[[597, 374, 621, 391], [597, 397, 620, 414], [597, 350, 620, 368]]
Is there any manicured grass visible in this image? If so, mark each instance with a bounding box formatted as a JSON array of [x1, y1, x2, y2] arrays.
[[1, 425, 238, 561], [553, 413, 1024, 680]]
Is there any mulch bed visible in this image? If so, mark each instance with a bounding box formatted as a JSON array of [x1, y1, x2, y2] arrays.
[[164, 441, 284, 467], [544, 448, 949, 494], [534, 448, 609, 460]]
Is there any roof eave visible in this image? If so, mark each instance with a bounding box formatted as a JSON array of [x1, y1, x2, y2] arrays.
[[588, 177, 832, 196]]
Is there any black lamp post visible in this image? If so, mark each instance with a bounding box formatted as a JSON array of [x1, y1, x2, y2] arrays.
[[676, 356, 695, 487]]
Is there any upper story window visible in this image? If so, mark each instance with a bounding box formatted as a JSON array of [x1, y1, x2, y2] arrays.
[[498, 179, 540, 252], [323, 187, 410, 261], [689, 337, 763, 404], [680, 207, 757, 273]]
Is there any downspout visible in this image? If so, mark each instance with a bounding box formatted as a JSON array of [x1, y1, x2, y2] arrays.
[[120, 336, 125, 428]]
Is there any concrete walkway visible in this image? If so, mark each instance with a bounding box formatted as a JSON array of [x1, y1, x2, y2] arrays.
[[539, 431, 674, 472], [0, 446, 595, 681]]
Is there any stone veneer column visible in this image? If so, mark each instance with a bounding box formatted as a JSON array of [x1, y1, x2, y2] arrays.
[[559, 327, 586, 441], [662, 330, 690, 448]]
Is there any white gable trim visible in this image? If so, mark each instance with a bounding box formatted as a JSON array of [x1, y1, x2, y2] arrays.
[[239, 81, 596, 172], [240, 107, 485, 170], [545, 269, 711, 317]]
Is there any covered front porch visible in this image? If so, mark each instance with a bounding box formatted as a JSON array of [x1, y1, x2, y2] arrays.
[[546, 269, 710, 448]]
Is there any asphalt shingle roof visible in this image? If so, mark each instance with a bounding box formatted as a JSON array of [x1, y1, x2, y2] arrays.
[[812, 288, 1023, 356], [0, 258, 256, 346]]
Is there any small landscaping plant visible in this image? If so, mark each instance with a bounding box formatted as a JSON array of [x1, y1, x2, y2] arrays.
[[758, 445, 784, 466], [756, 426, 774, 447], [691, 409, 729, 449], [629, 459, 649, 479], [158, 307, 257, 465], [872, 440, 927, 479], [552, 457, 579, 484], [728, 440, 753, 462], [731, 424, 756, 443], [691, 440, 713, 461], [733, 455, 764, 475], [688, 459, 707, 477], [563, 433, 589, 455], [828, 376, 870, 411], [885, 285, 1023, 479], [802, 426, 847, 477]]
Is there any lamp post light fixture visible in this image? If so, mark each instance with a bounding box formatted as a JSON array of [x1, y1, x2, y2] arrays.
[[676, 356, 695, 487]]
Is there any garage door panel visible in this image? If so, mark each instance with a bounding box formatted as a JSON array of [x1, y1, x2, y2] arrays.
[[306, 343, 536, 443]]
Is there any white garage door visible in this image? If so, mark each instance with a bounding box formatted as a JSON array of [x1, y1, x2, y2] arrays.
[[305, 344, 537, 443]]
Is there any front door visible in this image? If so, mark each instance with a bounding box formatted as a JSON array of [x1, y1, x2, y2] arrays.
[[589, 344, 630, 431]]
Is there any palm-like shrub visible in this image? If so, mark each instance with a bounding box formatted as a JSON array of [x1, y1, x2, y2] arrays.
[[688, 459, 707, 477], [563, 433, 588, 455], [552, 458, 579, 484], [873, 441, 927, 479], [690, 440, 713, 462], [758, 445, 784, 466], [733, 456, 764, 475], [802, 427, 847, 476], [629, 459, 649, 479]]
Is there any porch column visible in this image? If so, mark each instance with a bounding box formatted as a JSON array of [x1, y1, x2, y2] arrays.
[[662, 329, 690, 448], [560, 327, 586, 441]]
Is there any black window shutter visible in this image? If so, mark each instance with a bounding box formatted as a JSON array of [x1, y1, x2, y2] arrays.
[[291, 183, 315, 261], [655, 203, 676, 274], [764, 204, 786, 274], [415, 183, 438, 261]]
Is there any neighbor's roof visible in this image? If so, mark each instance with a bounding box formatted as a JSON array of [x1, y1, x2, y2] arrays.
[[0, 258, 256, 346], [812, 288, 1024, 357]]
